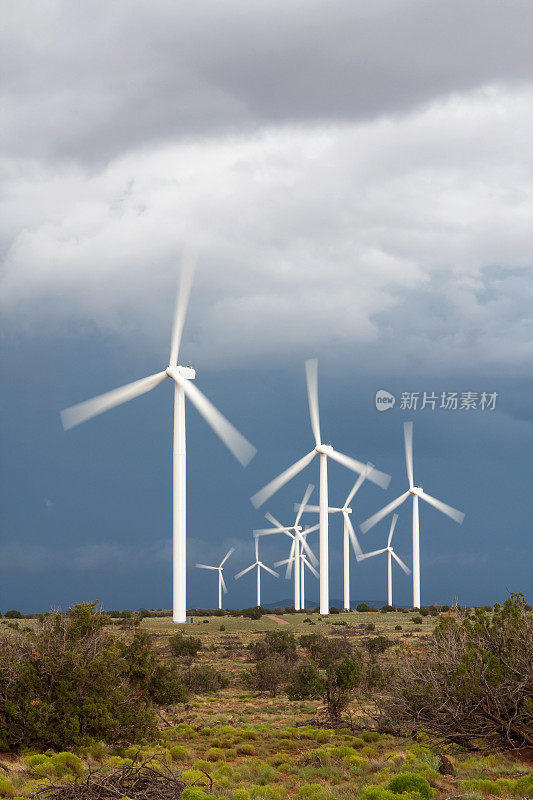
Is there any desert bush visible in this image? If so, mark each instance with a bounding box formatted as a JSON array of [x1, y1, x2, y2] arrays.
[[287, 663, 326, 700], [4, 610, 23, 619], [246, 655, 287, 696], [169, 632, 202, 661], [376, 593, 533, 749], [387, 772, 432, 798], [251, 631, 298, 663], [365, 636, 393, 655], [323, 657, 362, 720], [411, 616, 423, 625], [0, 601, 160, 749], [299, 633, 352, 667], [121, 631, 189, 704], [0, 776, 15, 798], [182, 664, 229, 693], [356, 604, 376, 612]]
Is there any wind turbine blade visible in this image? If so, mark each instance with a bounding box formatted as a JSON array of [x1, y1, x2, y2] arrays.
[[345, 464, 373, 506], [303, 523, 320, 535], [418, 490, 465, 524], [303, 559, 319, 579], [295, 483, 315, 527], [250, 450, 316, 508], [61, 371, 168, 430], [359, 491, 411, 534], [234, 563, 255, 580], [305, 358, 321, 447], [328, 448, 391, 490], [357, 548, 387, 561], [168, 368, 256, 467], [195, 563, 218, 570], [404, 421, 414, 489], [259, 563, 279, 578], [299, 534, 318, 566], [345, 515, 363, 558], [284, 539, 296, 577], [220, 572, 228, 593], [255, 536, 259, 562], [254, 528, 286, 536], [391, 550, 411, 575], [219, 547, 235, 568], [387, 514, 399, 548], [169, 247, 197, 367], [274, 557, 292, 568], [265, 512, 286, 530], [293, 504, 321, 513]]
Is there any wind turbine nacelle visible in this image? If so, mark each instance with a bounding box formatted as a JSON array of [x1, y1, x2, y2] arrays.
[[316, 444, 334, 455], [168, 366, 196, 380]]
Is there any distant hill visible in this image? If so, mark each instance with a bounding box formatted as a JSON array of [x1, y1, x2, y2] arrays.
[[263, 598, 387, 609]]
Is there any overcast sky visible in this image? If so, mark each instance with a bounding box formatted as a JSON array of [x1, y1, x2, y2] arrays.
[[1, 0, 532, 613]]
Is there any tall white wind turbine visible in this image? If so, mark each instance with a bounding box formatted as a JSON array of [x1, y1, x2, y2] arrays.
[[195, 547, 235, 610], [296, 465, 373, 610], [275, 526, 319, 611], [234, 536, 279, 608], [360, 422, 464, 608], [357, 514, 410, 607], [60, 252, 256, 624], [250, 359, 391, 615], [254, 484, 319, 610]]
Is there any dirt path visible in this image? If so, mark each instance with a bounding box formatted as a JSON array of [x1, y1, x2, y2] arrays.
[[265, 615, 289, 625]]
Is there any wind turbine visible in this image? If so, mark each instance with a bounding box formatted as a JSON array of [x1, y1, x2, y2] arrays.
[[360, 422, 464, 608], [254, 484, 319, 610], [357, 514, 410, 607], [275, 526, 319, 611], [250, 359, 391, 615], [296, 465, 373, 610], [234, 536, 279, 608], [195, 547, 235, 610], [60, 251, 256, 624]]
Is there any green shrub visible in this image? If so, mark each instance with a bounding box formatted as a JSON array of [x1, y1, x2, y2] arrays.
[[205, 747, 227, 762], [180, 789, 210, 800], [182, 664, 229, 693], [361, 731, 381, 743], [237, 743, 256, 755], [287, 664, 325, 700], [169, 632, 202, 660], [514, 775, 533, 797], [50, 752, 84, 777], [0, 777, 14, 798], [361, 789, 404, 800], [387, 771, 432, 799], [0, 602, 158, 749], [297, 785, 329, 800], [411, 616, 423, 625], [245, 656, 287, 697], [121, 631, 189, 704], [170, 745, 188, 761], [233, 791, 251, 800], [251, 631, 298, 663]]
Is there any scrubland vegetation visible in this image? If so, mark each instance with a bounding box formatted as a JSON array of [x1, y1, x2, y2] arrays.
[[0, 596, 530, 799]]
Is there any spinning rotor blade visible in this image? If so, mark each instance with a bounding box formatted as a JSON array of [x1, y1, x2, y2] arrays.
[[404, 421, 414, 489], [195, 563, 218, 570], [298, 533, 318, 566], [295, 483, 315, 527], [328, 448, 391, 490], [302, 523, 320, 535], [254, 528, 286, 536], [387, 514, 399, 547], [345, 464, 373, 506], [220, 572, 228, 593], [357, 548, 387, 561], [219, 547, 235, 568], [305, 358, 321, 447], [265, 512, 287, 531], [302, 558, 319, 579], [169, 247, 197, 367], [391, 550, 411, 575], [345, 514, 363, 558], [259, 563, 279, 578], [250, 450, 316, 508], [359, 491, 410, 534], [61, 371, 168, 430], [417, 490, 465, 524], [255, 536, 259, 562], [234, 563, 255, 580], [168, 368, 256, 467]]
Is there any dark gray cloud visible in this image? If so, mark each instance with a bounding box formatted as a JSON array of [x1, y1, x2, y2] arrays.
[[2, 0, 533, 163]]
